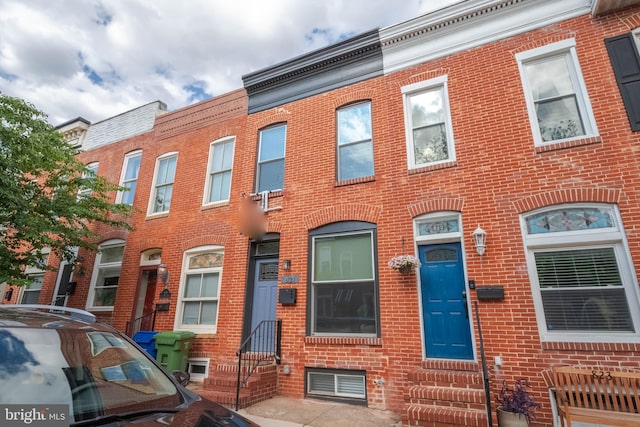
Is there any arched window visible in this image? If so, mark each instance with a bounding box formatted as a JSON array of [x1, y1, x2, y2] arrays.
[[175, 246, 224, 333], [521, 204, 640, 342], [309, 222, 378, 336]]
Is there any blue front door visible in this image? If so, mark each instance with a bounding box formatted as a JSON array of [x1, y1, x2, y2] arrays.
[[419, 243, 473, 359], [251, 258, 278, 352]]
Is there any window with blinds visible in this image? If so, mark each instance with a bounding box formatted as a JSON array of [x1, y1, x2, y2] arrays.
[[522, 204, 639, 341], [536, 248, 633, 331], [307, 369, 366, 401]]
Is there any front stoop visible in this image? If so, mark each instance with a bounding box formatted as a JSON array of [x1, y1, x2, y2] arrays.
[[198, 362, 278, 409], [403, 359, 489, 427]]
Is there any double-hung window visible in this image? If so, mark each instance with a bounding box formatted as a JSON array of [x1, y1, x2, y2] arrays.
[[516, 39, 598, 145], [21, 250, 49, 304], [204, 137, 235, 205], [78, 162, 98, 198], [402, 76, 455, 169], [309, 222, 378, 336], [87, 240, 124, 310], [256, 124, 286, 193], [21, 274, 43, 304], [149, 153, 177, 215], [176, 248, 223, 333], [116, 150, 141, 205], [337, 102, 374, 181], [521, 204, 640, 342]]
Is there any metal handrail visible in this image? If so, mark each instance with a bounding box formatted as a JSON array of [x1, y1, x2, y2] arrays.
[[125, 309, 157, 337], [474, 301, 493, 427], [235, 319, 282, 410]]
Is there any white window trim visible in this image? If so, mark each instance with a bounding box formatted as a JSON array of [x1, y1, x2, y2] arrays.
[[336, 101, 374, 181], [20, 273, 44, 304], [147, 152, 178, 217], [520, 204, 640, 343], [116, 150, 142, 205], [202, 136, 235, 207], [401, 75, 456, 169], [516, 38, 599, 147], [86, 239, 124, 312], [174, 245, 223, 333], [256, 124, 286, 193], [187, 358, 210, 382], [633, 27, 640, 53], [78, 162, 98, 198]]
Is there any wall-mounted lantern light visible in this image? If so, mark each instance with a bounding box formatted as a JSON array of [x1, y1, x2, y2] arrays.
[[472, 225, 487, 256], [158, 263, 170, 288], [158, 263, 171, 299], [73, 256, 85, 276], [282, 259, 291, 271]]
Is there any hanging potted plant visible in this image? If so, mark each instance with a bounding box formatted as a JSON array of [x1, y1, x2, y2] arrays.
[[388, 255, 420, 274], [496, 378, 540, 426]]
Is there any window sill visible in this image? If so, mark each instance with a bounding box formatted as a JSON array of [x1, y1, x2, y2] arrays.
[[535, 135, 602, 154], [305, 336, 382, 346], [408, 160, 457, 175], [335, 176, 375, 187], [86, 306, 114, 312], [145, 212, 170, 220], [201, 201, 230, 211], [175, 328, 217, 335], [542, 340, 640, 352], [250, 190, 284, 201]]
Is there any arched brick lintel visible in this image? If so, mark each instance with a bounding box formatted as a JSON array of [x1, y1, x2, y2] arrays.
[[265, 220, 283, 234], [407, 197, 464, 218], [513, 188, 622, 214], [93, 230, 129, 245], [303, 204, 382, 230], [180, 234, 229, 252]]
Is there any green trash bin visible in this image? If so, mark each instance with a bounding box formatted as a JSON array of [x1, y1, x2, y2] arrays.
[[154, 331, 196, 372]]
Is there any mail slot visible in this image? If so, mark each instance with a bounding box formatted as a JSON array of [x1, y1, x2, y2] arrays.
[[279, 288, 296, 305], [476, 286, 504, 301]]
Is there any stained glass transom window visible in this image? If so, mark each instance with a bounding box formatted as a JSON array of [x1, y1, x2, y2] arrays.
[[417, 219, 459, 236], [525, 207, 614, 234], [189, 252, 224, 269]]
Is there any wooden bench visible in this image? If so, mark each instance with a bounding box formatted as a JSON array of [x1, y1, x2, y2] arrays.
[[552, 366, 640, 427]]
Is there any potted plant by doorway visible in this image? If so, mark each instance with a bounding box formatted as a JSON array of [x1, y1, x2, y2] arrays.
[[496, 378, 540, 426], [388, 254, 420, 274]]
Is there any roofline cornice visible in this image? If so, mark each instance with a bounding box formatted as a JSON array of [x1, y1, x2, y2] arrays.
[[242, 29, 381, 94], [380, 0, 591, 74]]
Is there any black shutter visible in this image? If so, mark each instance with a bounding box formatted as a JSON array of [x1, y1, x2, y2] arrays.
[[605, 33, 640, 131]]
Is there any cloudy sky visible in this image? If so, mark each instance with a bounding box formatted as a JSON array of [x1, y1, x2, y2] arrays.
[[0, 0, 460, 126]]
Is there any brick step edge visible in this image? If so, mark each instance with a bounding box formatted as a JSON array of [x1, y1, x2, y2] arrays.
[[408, 369, 485, 388], [405, 404, 489, 427], [407, 385, 487, 404]]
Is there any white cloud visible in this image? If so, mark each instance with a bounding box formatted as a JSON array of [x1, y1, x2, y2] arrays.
[[0, 0, 460, 125]]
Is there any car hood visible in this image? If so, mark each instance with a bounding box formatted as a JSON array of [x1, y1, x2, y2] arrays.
[[98, 398, 260, 426]]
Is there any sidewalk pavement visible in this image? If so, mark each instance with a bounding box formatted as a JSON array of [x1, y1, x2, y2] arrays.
[[235, 395, 402, 427]]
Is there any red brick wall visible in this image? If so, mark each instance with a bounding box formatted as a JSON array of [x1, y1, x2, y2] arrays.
[[240, 10, 640, 420], [34, 7, 640, 426]]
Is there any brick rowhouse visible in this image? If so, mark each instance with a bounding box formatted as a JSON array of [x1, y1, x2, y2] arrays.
[[9, 1, 640, 426]]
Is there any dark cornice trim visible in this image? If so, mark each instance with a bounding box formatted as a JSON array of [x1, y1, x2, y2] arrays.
[[243, 29, 383, 113]]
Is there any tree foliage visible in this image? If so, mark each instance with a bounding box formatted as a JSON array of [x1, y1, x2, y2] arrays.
[[0, 93, 133, 286]]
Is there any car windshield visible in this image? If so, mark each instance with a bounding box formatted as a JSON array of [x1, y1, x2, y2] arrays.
[[0, 324, 182, 423]]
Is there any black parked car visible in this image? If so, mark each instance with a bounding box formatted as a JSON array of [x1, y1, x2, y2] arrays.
[[0, 304, 259, 426]]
